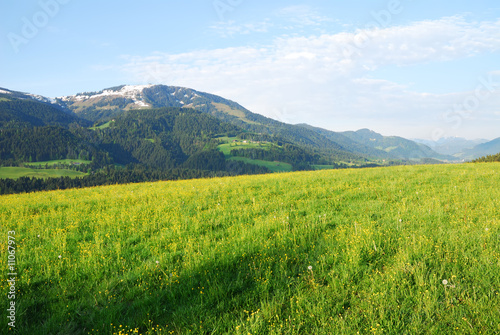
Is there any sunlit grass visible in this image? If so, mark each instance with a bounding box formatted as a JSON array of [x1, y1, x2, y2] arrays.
[[0, 166, 87, 179], [0, 163, 499, 334], [23, 159, 92, 167]]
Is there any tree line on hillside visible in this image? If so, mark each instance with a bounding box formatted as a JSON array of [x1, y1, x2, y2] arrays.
[[0, 108, 242, 169], [1, 107, 328, 174], [0, 161, 270, 195], [0, 126, 102, 164], [0, 97, 88, 128], [472, 152, 500, 163]]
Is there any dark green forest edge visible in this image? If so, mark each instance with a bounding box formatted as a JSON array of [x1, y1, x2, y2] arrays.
[[1, 90, 490, 195], [472, 152, 500, 163]]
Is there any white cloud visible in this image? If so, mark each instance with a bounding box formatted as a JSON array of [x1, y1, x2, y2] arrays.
[[119, 16, 500, 139], [209, 4, 335, 38], [209, 19, 273, 38], [277, 5, 335, 27]]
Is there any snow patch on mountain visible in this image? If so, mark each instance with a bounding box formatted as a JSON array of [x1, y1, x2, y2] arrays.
[[59, 84, 153, 107], [27, 93, 55, 104], [135, 100, 150, 107], [0, 89, 12, 94]]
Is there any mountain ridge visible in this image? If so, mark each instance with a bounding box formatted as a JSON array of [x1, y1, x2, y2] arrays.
[[2, 85, 461, 163], [412, 137, 490, 156], [54, 84, 458, 162]]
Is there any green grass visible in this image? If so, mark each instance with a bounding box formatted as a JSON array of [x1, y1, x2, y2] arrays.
[[1, 163, 499, 334], [90, 120, 114, 130], [218, 138, 291, 172], [312, 165, 337, 170], [0, 167, 87, 179], [228, 156, 293, 172], [24, 159, 92, 167], [382, 146, 399, 152], [217, 139, 275, 156]]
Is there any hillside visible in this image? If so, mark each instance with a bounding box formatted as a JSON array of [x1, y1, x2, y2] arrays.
[[2, 105, 334, 193], [473, 151, 500, 162], [458, 137, 500, 160], [55, 84, 449, 163], [1, 85, 383, 192], [0, 126, 98, 164], [0, 90, 89, 128], [56, 85, 367, 163], [56, 84, 277, 127], [298, 124, 396, 160], [0, 84, 458, 192], [1, 163, 499, 334], [342, 129, 456, 161], [412, 137, 489, 156], [2, 85, 452, 166]]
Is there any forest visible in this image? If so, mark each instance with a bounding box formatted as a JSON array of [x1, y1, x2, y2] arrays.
[[0, 101, 314, 194], [0, 161, 270, 195], [473, 152, 500, 162]]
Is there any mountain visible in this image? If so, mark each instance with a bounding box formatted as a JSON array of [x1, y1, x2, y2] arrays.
[[55, 84, 257, 125], [341, 129, 457, 161], [55, 85, 368, 163], [0, 87, 57, 104], [412, 137, 489, 156], [457, 137, 500, 160], [2, 84, 455, 168], [296, 124, 395, 160], [56, 84, 453, 163], [1, 84, 471, 194], [0, 88, 89, 128]]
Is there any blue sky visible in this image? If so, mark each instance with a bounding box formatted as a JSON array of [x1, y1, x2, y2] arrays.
[[1, 0, 499, 140]]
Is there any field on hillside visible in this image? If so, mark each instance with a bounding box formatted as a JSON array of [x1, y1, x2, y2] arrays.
[[217, 138, 293, 172], [1, 163, 499, 334], [0, 167, 87, 180], [24, 159, 92, 167]]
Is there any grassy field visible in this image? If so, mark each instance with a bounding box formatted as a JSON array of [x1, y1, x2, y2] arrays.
[[218, 138, 292, 172], [90, 120, 115, 130], [217, 138, 277, 156], [228, 156, 293, 172], [24, 159, 92, 167], [1, 163, 499, 334], [0, 167, 87, 179]]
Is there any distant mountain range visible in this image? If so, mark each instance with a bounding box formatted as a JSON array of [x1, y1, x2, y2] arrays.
[[1, 84, 498, 165], [413, 137, 500, 160]]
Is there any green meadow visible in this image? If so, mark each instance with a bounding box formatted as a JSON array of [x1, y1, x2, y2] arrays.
[[0, 163, 499, 334], [0, 167, 87, 180], [217, 138, 293, 172], [23, 159, 92, 167], [227, 156, 293, 172], [217, 138, 277, 156]]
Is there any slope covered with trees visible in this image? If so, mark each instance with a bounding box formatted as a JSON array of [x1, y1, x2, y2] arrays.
[[472, 152, 500, 162], [0, 95, 90, 128]]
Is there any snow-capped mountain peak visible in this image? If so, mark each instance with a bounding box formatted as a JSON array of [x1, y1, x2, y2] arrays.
[[58, 84, 154, 107]]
